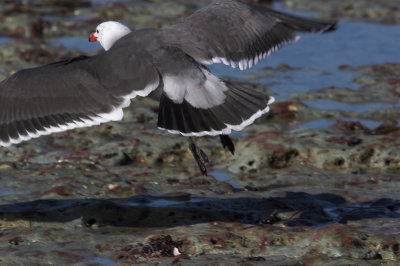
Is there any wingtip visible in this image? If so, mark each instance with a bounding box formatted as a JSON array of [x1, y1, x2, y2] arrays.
[[321, 21, 338, 33]]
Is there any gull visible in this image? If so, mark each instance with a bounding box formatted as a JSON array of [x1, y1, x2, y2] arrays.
[[0, 0, 336, 175]]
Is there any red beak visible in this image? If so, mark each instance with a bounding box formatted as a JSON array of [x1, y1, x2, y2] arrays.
[[89, 32, 97, 42]]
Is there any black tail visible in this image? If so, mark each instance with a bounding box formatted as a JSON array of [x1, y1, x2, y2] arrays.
[[157, 81, 274, 137]]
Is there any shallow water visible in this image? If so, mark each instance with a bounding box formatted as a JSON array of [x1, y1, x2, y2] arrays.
[[0, 37, 13, 44], [49, 36, 102, 52], [210, 171, 242, 189]]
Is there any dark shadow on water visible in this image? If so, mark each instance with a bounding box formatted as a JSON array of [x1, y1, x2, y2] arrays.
[[0, 192, 399, 227]]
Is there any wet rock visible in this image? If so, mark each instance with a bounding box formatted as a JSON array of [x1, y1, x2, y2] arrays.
[[116, 235, 183, 261], [8, 236, 23, 245], [370, 120, 399, 135], [268, 101, 300, 120], [270, 149, 299, 169]]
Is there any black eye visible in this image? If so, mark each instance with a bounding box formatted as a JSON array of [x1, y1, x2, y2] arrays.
[[96, 30, 99, 33]]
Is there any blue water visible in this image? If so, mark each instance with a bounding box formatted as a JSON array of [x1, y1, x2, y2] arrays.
[[255, 69, 358, 98], [0, 188, 15, 197], [0, 37, 13, 44], [49, 36, 102, 52], [257, 21, 400, 70], [210, 171, 241, 189]]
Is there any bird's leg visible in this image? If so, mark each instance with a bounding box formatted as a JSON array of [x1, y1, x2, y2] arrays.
[[188, 137, 209, 176], [219, 135, 235, 155]]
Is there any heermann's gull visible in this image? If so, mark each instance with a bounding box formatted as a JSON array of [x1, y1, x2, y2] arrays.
[[0, 0, 336, 175]]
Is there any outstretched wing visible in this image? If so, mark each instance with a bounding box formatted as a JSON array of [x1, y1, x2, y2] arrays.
[[166, 0, 336, 70], [0, 43, 159, 146]]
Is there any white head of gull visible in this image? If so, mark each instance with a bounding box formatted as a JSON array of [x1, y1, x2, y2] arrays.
[[0, 0, 337, 175], [89, 21, 132, 51]]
